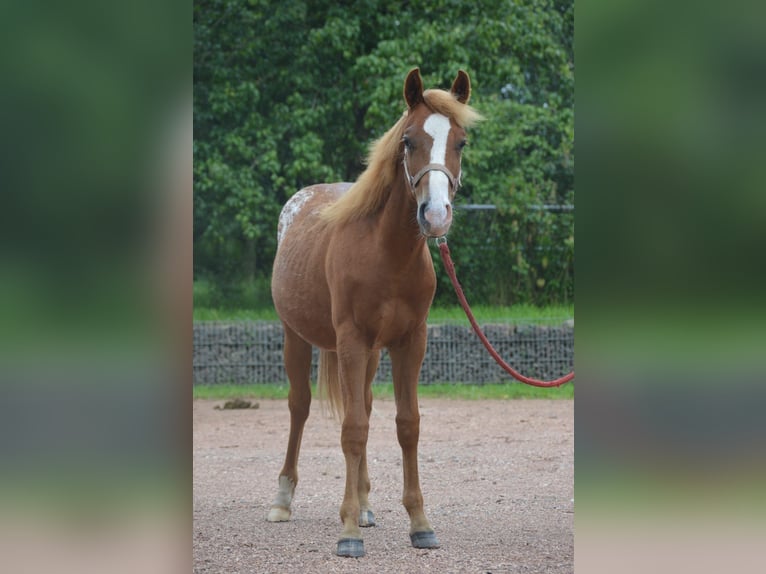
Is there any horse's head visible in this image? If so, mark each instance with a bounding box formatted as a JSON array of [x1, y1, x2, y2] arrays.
[[402, 68, 472, 238]]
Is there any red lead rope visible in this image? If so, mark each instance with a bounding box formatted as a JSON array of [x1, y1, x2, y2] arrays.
[[437, 239, 574, 387]]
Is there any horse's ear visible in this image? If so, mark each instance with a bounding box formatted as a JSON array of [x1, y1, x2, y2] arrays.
[[404, 67, 424, 109], [451, 70, 471, 104]]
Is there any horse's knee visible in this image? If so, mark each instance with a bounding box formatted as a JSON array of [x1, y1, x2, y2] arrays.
[[341, 420, 369, 456], [395, 413, 420, 447]]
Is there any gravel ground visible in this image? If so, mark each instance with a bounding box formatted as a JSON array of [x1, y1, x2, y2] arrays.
[[193, 397, 573, 573]]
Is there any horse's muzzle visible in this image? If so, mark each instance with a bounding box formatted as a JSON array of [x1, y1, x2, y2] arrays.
[[418, 201, 453, 237]]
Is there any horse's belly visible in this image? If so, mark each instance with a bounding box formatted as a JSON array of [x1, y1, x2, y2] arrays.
[[272, 264, 336, 350]]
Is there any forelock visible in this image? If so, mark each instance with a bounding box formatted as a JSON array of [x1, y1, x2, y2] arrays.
[[422, 89, 483, 128]]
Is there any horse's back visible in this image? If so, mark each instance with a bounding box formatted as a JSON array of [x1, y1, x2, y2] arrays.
[[277, 182, 351, 246], [272, 182, 351, 349]]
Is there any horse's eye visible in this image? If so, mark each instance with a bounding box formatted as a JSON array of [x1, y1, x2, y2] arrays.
[[402, 136, 413, 150], [457, 139, 467, 151]]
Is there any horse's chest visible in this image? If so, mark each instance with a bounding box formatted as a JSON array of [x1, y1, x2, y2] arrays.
[[361, 297, 426, 349], [329, 240, 435, 349]]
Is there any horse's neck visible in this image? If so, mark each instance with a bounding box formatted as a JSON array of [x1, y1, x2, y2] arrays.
[[374, 171, 427, 264]]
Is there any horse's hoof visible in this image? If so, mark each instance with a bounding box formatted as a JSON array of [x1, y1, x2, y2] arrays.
[[266, 506, 291, 522], [410, 530, 440, 549], [359, 509, 376, 527], [336, 538, 365, 557]]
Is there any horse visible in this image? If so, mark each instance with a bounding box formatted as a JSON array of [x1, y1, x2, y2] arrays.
[[266, 68, 482, 558]]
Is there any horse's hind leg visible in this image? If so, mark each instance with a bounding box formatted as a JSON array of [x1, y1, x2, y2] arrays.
[[357, 350, 380, 528], [267, 324, 312, 522]]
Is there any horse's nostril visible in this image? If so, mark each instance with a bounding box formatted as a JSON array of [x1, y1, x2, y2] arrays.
[[418, 202, 428, 222]]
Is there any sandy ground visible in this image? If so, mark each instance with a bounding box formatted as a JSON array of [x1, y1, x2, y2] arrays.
[[193, 397, 573, 573]]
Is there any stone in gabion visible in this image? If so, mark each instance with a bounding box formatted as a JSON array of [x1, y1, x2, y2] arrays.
[[193, 321, 574, 386]]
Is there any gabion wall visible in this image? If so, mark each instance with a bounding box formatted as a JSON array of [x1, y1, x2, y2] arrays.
[[194, 321, 573, 385]]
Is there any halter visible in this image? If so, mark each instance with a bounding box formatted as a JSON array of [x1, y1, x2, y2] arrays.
[[403, 148, 460, 197]]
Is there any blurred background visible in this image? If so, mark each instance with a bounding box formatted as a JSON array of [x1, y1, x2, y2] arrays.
[[576, 0, 766, 572], [0, 0, 189, 572]]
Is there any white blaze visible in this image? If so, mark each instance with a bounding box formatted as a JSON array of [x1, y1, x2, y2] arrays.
[[422, 113, 452, 225]]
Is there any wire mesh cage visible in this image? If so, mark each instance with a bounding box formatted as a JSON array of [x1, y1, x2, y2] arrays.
[[193, 321, 573, 385]]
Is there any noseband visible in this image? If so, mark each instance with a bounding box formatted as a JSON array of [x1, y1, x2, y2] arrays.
[[403, 150, 460, 196]]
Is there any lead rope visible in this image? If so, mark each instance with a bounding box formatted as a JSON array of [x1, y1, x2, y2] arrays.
[[436, 237, 574, 387]]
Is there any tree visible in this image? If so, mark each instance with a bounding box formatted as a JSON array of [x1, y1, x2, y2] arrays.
[[194, 0, 574, 306]]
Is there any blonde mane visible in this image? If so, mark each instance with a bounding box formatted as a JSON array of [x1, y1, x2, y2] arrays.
[[321, 89, 483, 226]]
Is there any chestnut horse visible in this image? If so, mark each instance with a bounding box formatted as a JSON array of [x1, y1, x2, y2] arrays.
[[267, 68, 482, 557]]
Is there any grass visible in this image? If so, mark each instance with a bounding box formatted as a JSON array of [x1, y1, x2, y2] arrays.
[[193, 303, 573, 325], [194, 307, 281, 321], [193, 278, 573, 324], [193, 382, 573, 401], [429, 303, 573, 325]]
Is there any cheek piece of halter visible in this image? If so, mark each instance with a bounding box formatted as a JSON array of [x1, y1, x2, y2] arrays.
[[403, 147, 461, 198]]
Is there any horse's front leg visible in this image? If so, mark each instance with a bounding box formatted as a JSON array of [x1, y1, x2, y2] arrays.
[[388, 323, 440, 549], [335, 331, 376, 557]]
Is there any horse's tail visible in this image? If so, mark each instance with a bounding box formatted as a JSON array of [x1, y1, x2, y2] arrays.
[[317, 350, 343, 419]]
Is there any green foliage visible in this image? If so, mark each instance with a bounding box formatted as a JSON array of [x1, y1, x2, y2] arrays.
[[193, 277, 273, 311], [194, 0, 573, 305]]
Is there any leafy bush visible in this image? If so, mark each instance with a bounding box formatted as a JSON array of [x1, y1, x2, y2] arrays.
[[194, 0, 573, 306]]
